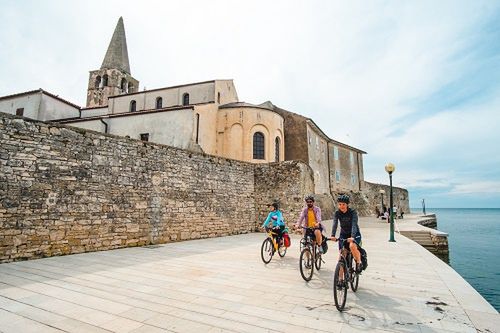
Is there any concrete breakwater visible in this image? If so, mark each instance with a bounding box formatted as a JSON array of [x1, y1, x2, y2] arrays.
[[398, 213, 450, 262]]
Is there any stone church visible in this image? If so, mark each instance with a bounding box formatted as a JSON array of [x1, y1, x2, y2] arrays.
[[0, 17, 372, 211]]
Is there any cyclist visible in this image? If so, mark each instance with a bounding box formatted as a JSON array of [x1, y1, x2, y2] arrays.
[[295, 194, 324, 253], [331, 194, 363, 274], [262, 202, 285, 243]]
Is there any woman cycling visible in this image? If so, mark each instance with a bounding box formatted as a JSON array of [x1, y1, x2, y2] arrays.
[[262, 202, 285, 240]]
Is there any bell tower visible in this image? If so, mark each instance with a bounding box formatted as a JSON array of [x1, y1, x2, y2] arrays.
[[86, 17, 139, 108]]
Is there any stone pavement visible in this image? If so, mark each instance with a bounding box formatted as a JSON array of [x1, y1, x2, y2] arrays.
[[0, 216, 498, 333]]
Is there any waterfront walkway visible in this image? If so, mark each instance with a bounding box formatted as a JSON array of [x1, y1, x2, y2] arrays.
[[0, 216, 498, 332]]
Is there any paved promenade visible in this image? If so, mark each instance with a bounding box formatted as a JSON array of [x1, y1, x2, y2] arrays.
[[0, 216, 498, 333]]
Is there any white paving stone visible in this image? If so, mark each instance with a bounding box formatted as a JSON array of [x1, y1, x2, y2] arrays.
[[0, 215, 497, 332]]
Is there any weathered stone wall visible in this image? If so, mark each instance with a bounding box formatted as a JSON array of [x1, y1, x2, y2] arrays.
[[362, 181, 410, 217], [0, 112, 257, 262], [272, 107, 309, 163], [254, 161, 314, 229]]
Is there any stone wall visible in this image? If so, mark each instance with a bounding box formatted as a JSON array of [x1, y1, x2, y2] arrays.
[[0, 112, 315, 263], [0, 113, 257, 262], [254, 161, 314, 229], [362, 181, 410, 217]]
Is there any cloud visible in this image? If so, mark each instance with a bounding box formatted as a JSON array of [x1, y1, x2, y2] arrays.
[[1, 0, 500, 207], [449, 182, 500, 195]]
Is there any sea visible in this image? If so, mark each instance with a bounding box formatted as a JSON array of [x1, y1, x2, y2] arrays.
[[417, 208, 500, 312]]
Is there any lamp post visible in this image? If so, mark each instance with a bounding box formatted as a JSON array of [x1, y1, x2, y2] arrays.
[[422, 198, 426, 216], [385, 163, 396, 242], [379, 189, 385, 214]]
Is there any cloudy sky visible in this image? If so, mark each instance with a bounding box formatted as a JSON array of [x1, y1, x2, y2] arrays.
[[1, 1, 499, 208]]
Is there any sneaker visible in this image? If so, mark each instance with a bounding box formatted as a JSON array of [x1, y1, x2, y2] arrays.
[[318, 246, 324, 254], [356, 262, 363, 273], [336, 280, 344, 290]]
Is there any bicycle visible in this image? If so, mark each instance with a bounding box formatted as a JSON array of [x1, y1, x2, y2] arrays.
[[261, 228, 287, 264], [332, 238, 360, 311], [298, 227, 325, 281]]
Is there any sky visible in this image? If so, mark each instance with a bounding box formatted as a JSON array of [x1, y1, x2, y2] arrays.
[[1, 0, 499, 208]]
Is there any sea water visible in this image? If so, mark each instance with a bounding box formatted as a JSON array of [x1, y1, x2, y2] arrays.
[[419, 208, 500, 312]]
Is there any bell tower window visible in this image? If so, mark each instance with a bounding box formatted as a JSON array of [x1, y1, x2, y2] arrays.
[[121, 78, 128, 92], [95, 76, 101, 89]]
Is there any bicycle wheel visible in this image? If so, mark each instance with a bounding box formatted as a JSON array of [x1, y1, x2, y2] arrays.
[[349, 257, 359, 292], [260, 238, 273, 264], [278, 243, 287, 257], [299, 248, 314, 281], [299, 238, 306, 252], [314, 246, 322, 270], [333, 260, 348, 311]]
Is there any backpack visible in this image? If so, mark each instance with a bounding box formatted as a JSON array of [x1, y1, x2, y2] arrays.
[[360, 247, 368, 270]]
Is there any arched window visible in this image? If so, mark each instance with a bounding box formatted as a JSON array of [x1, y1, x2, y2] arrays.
[[217, 92, 221, 103], [129, 100, 136, 112], [253, 132, 265, 160], [128, 82, 134, 93], [102, 74, 109, 87], [182, 93, 190, 106], [95, 76, 101, 89], [275, 137, 280, 162], [156, 97, 163, 109], [121, 78, 127, 92]]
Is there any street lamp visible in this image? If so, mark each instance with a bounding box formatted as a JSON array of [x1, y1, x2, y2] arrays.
[[379, 189, 385, 215], [422, 198, 426, 216], [385, 163, 396, 242]]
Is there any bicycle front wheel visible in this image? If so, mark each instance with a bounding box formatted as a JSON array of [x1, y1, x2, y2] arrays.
[[333, 261, 348, 311], [261, 238, 273, 264], [314, 248, 322, 271], [299, 248, 314, 281], [278, 244, 287, 257]]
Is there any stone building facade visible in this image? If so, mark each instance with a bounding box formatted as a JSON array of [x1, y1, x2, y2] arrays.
[[0, 17, 368, 198], [0, 16, 411, 241]]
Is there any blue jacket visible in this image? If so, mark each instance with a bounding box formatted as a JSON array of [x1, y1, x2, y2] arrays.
[[262, 210, 285, 228]]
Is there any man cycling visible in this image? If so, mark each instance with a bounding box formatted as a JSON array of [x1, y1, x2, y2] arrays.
[[331, 194, 363, 273], [295, 194, 324, 253]]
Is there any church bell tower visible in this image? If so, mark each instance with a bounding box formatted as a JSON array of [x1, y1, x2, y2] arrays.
[[86, 17, 139, 108]]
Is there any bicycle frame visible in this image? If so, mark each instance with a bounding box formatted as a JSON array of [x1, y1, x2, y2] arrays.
[[300, 227, 319, 251], [266, 229, 280, 251]]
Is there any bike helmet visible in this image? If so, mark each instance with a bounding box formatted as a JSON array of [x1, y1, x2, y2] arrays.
[[337, 194, 350, 204], [304, 194, 315, 202], [269, 202, 279, 210]]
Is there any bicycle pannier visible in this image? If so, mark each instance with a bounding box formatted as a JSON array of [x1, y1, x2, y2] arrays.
[[283, 233, 291, 247], [360, 247, 368, 270]]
